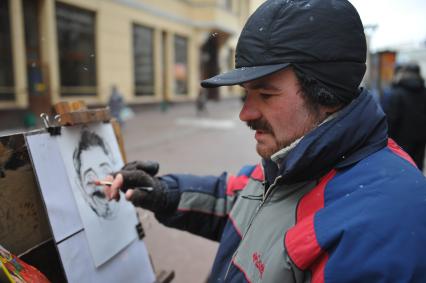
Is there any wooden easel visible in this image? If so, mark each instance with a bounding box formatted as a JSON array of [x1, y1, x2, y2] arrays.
[[49, 101, 174, 283]]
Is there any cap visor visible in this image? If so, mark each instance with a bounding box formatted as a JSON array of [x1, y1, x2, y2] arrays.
[[201, 63, 290, 88]]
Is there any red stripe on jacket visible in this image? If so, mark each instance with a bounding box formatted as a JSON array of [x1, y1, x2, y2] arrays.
[[226, 175, 250, 196], [387, 138, 417, 167], [226, 164, 264, 196], [226, 164, 263, 237], [285, 170, 337, 283], [251, 165, 264, 181]]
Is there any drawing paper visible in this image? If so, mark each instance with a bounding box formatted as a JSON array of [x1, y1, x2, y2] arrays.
[[26, 124, 155, 282], [56, 123, 138, 267]]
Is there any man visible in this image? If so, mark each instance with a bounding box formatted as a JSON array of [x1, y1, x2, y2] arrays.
[[383, 63, 426, 170], [104, 0, 426, 282], [73, 129, 118, 219]]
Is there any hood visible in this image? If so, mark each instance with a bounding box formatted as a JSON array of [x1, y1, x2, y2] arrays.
[[263, 89, 388, 185], [397, 77, 425, 91]]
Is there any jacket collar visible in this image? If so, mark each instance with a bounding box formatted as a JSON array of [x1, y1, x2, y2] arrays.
[[263, 88, 388, 185]]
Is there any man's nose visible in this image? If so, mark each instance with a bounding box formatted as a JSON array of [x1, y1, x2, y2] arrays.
[[239, 93, 261, 122]]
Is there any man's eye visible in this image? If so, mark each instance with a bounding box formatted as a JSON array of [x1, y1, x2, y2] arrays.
[[260, 93, 274, 99]]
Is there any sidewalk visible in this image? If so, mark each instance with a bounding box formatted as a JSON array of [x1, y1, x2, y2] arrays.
[[122, 98, 246, 162]]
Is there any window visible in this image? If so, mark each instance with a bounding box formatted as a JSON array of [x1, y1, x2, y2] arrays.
[[161, 31, 167, 99], [234, 0, 241, 15], [56, 2, 97, 96], [224, 0, 233, 11], [0, 0, 15, 101], [174, 35, 188, 95], [24, 0, 44, 96], [133, 24, 155, 96]]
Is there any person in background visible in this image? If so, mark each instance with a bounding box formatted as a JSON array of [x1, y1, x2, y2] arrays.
[[103, 1, 426, 282], [380, 63, 403, 110], [195, 88, 208, 116], [383, 63, 426, 170], [108, 85, 125, 126]]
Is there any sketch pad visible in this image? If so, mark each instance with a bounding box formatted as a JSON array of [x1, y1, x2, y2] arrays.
[[26, 123, 155, 283]]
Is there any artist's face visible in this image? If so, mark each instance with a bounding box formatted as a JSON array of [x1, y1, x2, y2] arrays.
[[240, 68, 331, 159], [79, 146, 116, 218]]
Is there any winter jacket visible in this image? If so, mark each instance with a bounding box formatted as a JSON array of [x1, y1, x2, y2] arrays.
[[384, 77, 426, 145], [156, 89, 426, 282]]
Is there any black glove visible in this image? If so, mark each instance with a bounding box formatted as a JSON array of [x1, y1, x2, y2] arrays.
[[121, 160, 159, 176], [116, 161, 169, 213]]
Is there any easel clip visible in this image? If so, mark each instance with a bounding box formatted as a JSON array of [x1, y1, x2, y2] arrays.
[[40, 113, 61, 136], [135, 222, 145, 240]]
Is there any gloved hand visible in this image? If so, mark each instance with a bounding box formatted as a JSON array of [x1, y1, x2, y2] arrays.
[[104, 161, 169, 213], [121, 160, 160, 176], [119, 161, 160, 192]]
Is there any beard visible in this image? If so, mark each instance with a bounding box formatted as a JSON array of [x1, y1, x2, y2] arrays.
[[256, 138, 289, 159], [247, 119, 283, 158], [246, 117, 316, 159]]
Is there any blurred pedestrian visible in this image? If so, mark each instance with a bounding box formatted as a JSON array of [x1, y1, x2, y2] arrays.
[[380, 63, 403, 110], [195, 88, 208, 116], [383, 63, 426, 170], [108, 85, 125, 126], [102, 1, 426, 282]]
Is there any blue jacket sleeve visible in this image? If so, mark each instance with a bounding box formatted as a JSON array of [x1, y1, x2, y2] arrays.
[[154, 172, 232, 242]]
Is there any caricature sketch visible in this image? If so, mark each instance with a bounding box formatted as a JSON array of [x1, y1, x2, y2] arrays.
[[73, 130, 118, 219], [57, 123, 138, 267], [26, 125, 156, 282]]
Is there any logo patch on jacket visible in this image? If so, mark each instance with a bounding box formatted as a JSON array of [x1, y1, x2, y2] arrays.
[[252, 252, 265, 278]]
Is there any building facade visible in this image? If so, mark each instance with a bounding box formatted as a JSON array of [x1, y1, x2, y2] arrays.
[[0, 0, 251, 128]]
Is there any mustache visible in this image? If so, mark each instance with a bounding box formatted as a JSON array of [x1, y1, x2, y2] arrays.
[[246, 119, 273, 133]]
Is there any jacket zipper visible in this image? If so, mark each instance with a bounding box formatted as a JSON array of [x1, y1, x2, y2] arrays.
[[224, 175, 283, 280]]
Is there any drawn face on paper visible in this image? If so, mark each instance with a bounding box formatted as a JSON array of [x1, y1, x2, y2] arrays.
[[73, 130, 118, 219]]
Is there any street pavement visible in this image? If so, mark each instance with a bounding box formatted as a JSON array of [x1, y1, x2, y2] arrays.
[[121, 99, 259, 283]]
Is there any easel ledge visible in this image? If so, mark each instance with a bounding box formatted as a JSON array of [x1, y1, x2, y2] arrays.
[[53, 101, 111, 126]]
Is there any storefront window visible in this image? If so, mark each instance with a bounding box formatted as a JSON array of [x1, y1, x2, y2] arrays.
[[133, 24, 155, 96], [174, 35, 188, 95], [224, 0, 233, 11], [24, 0, 44, 97], [56, 2, 97, 96], [0, 0, 15, 101]]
